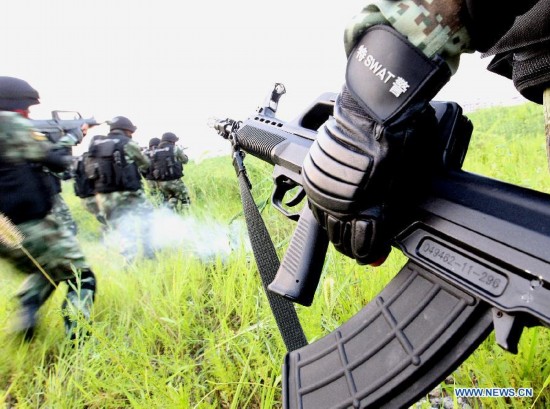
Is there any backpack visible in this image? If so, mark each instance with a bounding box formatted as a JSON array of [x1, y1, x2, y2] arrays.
[[151, 145, 183, 181], [73, 153, 96, 198], [87, 135, 141, 193]]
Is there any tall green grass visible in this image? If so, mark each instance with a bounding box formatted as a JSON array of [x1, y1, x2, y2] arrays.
[[0, 102, 549, 408]]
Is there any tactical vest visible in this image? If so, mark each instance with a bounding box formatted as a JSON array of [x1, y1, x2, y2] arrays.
[[150, 145, 183, 181], [142, 148, 158, 181], [73, 153, 96, 198], [87, 134, 142, 193], [0, 159, 54, 224]]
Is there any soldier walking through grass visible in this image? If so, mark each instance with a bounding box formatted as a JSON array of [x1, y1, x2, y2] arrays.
[[0, 76, 97, 341], [73, 135, 107, 227], [142, 136, 162, 201], [150, 132, 191, 211], [88, 116, 155, 262]]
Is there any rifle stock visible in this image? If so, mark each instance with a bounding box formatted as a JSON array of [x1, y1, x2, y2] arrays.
[[211, 85, 550, 408]]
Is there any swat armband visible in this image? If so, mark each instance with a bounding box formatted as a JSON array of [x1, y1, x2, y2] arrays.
[[346, 25, 451, 124]]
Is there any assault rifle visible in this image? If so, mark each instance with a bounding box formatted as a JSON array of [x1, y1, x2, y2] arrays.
[[31, 110, 101, 143], [32, 111, 101, 182], [210, 84, 550, 408]]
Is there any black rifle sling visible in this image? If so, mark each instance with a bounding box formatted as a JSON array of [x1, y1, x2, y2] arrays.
[[237, 170, 308, 352]]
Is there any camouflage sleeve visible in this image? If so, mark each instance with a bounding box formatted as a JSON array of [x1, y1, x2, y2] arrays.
[[0, 112, 54, 163], [125, 139, 150, 170], [344, 0, 472, 74], [344, 1, 538, 74], [55, 133, 80, 149], [176, 147, 189, 165]]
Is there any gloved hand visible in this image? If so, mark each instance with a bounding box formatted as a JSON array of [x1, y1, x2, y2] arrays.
[[65, 127, 84, 144], [302, 26, 451, 265]]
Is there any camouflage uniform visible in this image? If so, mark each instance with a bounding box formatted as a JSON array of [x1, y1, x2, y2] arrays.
[[142, 138, 162, 202], [51, 192, 78, 234], [93, 128, 155, 262], [155, 143, 191, 211], [47, 131, 85, 235], [344, 1, 540, 68], [82, 195, 102, 222], [344, 0, 471, 74], [0, 110, 96, 340]]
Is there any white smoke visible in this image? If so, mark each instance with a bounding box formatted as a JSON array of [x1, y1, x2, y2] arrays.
[[150, 208, 233, 262], [103, 207, 251, 264]]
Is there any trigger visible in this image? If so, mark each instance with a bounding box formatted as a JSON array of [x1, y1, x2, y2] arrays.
[[285, 187, 306, 207], [492, 308, 524, 354]]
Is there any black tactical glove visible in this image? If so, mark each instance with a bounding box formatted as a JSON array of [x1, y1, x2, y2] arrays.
[[302, 26, 451, 265]]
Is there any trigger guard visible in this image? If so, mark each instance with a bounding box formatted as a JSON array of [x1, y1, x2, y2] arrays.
[[271, 177, 303, 221]]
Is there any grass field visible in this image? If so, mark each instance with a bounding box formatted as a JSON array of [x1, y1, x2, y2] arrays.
[[0, 102, 549, 408]]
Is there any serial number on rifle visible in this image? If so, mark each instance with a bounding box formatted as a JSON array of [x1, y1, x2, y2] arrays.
[[417, 238, 507, 296]]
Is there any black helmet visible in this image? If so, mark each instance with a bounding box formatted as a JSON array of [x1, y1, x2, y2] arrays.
[[149, 137, 160, 147], [108, 116, 137, 133], [0, 76, 40, 111], [161, 132, 179, 143]]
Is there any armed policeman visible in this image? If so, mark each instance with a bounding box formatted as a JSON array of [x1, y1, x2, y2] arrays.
[[0, 76, 97, 341], [48, 124, 88, 235], [88, 116, 155, 262], [301, 0, 548, 266], [142, 137, 161, 200], [73, 135, 107, 226], [31, 112, 100, 236], [150, 132, 191, 211]]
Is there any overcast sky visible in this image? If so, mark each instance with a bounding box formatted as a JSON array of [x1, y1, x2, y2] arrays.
[[3, 1, 527, 158]]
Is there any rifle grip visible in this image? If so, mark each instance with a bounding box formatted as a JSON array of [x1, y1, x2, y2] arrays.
[[268, 205, 329, 306]]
